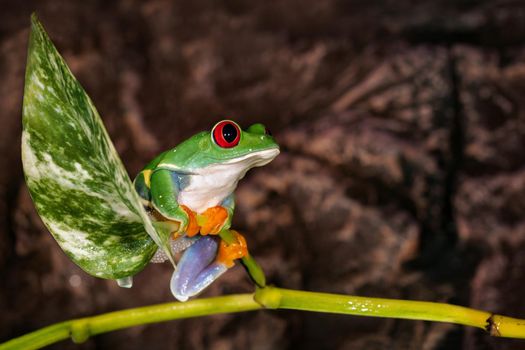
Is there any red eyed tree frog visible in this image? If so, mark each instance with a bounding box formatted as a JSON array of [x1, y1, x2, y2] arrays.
[[133, 120, 279, 301]]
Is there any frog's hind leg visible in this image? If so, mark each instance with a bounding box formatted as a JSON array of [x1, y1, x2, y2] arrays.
[[170, 236, 228, 301]]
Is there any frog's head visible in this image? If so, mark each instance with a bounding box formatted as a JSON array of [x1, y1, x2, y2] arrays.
[[171, 120, 280, 171]]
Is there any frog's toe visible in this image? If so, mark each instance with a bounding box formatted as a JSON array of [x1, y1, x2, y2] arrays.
[[197, 206, 229, 235], [170, 236, 228, 301], [216, 230, 248, 268], [180, 205, 200, 237]]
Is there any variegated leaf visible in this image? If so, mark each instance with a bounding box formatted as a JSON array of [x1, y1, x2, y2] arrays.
[[21, 14, 175, 280]]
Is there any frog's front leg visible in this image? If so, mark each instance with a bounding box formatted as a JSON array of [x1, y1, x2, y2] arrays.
[[197, 194, 235, 235], [170, 230, 248, 301], [150, 169, 199, 236]]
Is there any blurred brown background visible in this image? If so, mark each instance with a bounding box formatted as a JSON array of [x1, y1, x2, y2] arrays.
[[2, 0, 525, 349]]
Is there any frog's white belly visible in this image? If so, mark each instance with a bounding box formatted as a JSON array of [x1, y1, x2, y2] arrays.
[[176, 148, 279, 213], [177, 172, 239, 213]]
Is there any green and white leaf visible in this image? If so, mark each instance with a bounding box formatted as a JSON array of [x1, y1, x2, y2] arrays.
[[22, 14, 176, 280]]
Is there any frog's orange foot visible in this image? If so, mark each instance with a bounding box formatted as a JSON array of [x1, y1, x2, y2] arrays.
[[197, 206, 228, 235], [181, 205, 200, 237], [216, 231, 248, 268]]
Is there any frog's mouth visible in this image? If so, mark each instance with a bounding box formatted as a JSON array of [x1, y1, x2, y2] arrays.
[[222, 147, 280, 168], [188, 146, 280, 178]]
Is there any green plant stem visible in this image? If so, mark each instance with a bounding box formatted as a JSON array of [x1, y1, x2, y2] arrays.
[[3, 287, 525, 350], [256, 287, 525, 338], [0, 294, 261, 350]]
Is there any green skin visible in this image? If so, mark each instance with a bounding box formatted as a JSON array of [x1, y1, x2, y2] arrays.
[[134, 121, 279, 235]]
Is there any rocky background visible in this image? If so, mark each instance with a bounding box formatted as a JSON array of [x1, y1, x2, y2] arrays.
[[2, 1, 525, 349]]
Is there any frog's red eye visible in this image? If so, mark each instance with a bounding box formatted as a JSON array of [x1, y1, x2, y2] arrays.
[[212, 120, 241, 148]]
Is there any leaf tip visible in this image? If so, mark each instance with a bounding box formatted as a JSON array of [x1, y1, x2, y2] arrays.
[[30, 12, 42, 33]]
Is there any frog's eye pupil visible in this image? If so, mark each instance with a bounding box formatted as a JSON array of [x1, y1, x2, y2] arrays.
[[212, 120, 241, 148], [222, 123, 237, 143]]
